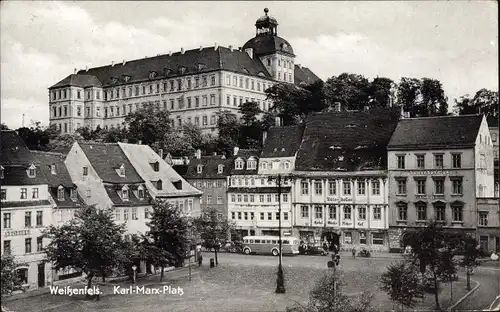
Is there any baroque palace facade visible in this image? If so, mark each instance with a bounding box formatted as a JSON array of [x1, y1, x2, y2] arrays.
[[48, 8, 319, 134]]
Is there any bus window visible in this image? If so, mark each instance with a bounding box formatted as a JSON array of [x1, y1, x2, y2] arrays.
[[244, 239, 248, 244], [272, 240, 277, 244], [266, 240, 271, 244], [255, 239, 261, 243], [250, 240, 254, 243], [283, 240, 290, 245]]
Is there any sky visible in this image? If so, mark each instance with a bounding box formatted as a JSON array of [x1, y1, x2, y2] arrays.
[[1, 1, 498, 129]]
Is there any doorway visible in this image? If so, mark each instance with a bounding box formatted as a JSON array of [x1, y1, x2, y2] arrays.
[[38, 263, 45, 288], [322, 232, 340, 251]]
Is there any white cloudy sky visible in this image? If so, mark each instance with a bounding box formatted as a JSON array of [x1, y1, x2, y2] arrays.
[[1, 1, 498, 129]]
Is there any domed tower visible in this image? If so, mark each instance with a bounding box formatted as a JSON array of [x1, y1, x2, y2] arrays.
[[242, 8, 296, 83]]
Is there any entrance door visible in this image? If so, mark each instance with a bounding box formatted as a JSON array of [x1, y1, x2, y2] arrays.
[[38, 263, 45, 288], [496, 237, 499, 253], [479, 236, 489, 252]]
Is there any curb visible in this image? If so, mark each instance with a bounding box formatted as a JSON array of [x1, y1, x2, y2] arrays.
[[446, 277, 481, 311]]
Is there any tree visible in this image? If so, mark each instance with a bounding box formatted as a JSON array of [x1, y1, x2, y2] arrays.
[[458, 236, 481, 290], [453, 95, 475, 115], [265, 83, 309, 125], [1, 123, 9, 130], [404, 221, 459, 310], [124, 105, 172, 146], [239, 101, 264, 149], [396, 77, 421, 117], [324, 73, 371, 111], [45, 133, 83, 152], [455, 89, 499, 117], [1, 253, 22, 296], [240, 101, 262, 126], [193, 207, 235, 266], [146, 200, 190, 281], [287, 270, 373, 312], [369, 77, 394, 109], [419, 78, 448, 117], [17, 121, 59, 151], [43, 205, 128, 292], [216, 110, 240, 156], [182, 123, 204, 150], [380, 261, 425, 311]]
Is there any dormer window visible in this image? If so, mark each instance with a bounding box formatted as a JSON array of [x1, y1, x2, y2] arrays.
[[57, 186, 65, 201], [70, 188, 77, 201], [137, 186, 145, 199], [111, 77, 118, 84], [218, 164, 224, 174], [118, 164, 125, 177], [122, 186, 129, 200], [179, 67, 186, 74], [27, 164, 36, 178], [0, 166, 4, 179], [156, 180, 163, 190], [197, 164, 203, 174], [235, 159, 244, 170], [196, 63, 205, 71], [173, 180, 182, 190], [164, 68, 172, 76], [150, 161, 160, 172], [261, 162, 267, 170], [149, 71, 157, 79], [123, 75, 131, 82], [284, 161, 291, 170], [247, 158, 257, 170], [50, 164, 56, 175]]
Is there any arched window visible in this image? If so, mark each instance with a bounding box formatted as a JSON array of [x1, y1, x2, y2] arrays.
[[197, 164, 203, 174], [122, 186, 129, 200], [137, 186, 145, 199], [57, 186, 65, 201], [119, 164, 125, 177]]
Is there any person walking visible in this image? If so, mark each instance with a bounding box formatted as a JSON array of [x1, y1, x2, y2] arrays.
[[352, 248, 356, 258]]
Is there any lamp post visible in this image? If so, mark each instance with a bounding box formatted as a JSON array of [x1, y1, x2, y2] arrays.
[[268, 174, 286, 294], [187, 220, 193, 281], [131, 265, 137, 284]]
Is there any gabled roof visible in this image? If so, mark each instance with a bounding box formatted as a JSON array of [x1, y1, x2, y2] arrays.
[[1, 166, 47, 186], [294, 65, 322, 86], [60, 46, 273, 89], [104, 184, 152, 206], [296, 108, 401, 171], [261, 125, 304, 158], [32, 151, 74, 188], [0, 130, 39, 166], [118, 143, 202, 197], [49, 74, 102, 89], [231, 149, 261, 175], [388, 114, 483, 150], [78, 142, 144, 184], [179, 155, 233, 179]]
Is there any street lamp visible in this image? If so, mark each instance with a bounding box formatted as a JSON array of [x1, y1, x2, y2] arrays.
[[131, 265, 137, 284], [187, 220, 193, 281]]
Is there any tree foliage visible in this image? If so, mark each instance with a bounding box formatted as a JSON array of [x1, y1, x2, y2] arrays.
[[43, 205, 128, 290], [369, 77, 395, 108], [124, 105, 172, 145], [396, 77, 448, 117], [16, 122, 60, 150], [1, 253, 22, 296], [454, 88, 499, 117], [380, 261, 425, 310], [215, 110, 240, 156], [193, 207, 235, 266], [324, 73, 371, 111], [146, 200, 190, 280]]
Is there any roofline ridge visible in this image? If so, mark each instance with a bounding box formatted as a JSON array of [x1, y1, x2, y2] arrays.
[[403, 114, 482, 120], [31, 150, 65, 156]]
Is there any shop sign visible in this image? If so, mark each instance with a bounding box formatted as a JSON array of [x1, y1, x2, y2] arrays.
[[326, 196, 353, 203], [341, 221, 352, 226], [327, 220, 338, 225], [408, 170, 451, 176], [313, 220, 323, 225], [4, 229, 30, 237], [357, 222, 364, 226]]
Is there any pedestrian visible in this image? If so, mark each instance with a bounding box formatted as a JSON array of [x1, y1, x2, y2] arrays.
[[352, 248, 356, 258], [198, 251, 203, 267]]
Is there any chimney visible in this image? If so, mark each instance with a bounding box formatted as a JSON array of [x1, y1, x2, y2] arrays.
[[275, 117, 281, 127], [138, 140, 142, 145], [245, 48, 254, 59], [229, 45, 233, 51], [214, 42, 218, 50], [85, 66, 88, 72], [74, 68, 77, 74], [233, 146, 239, 156], [159, 149, 163, 159], [111, 61, 115, 67], [297, 64, 302, 69], [195, 149, 201, 159], [199, 45, 203, 51], [122, 60, 126, 66], [400, 106, 405, 118], [169, 51, 172, 56], [262, 131, 268, 145], [181, 48, 185, 54]]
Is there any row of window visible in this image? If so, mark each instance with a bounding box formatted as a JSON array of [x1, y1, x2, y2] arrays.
[[260, 161, 292, 171], [191, 180, 226, 188], [3, 211, 44, 229], [173, 114, 217, 129], [51, 88, 87, 101], [225, 74, 273, 92], [230, 193, 289, 203], [396, 202, 464, 222], [300, 180, 381, 196], [226, 95, 270, 111], [234, 158, 258, 170], [343, 232, 385, 245], [300, 205, 383, 221], [200, 195, 224, 205], [3, 237, 43, 255], [397, 153, 463, 169], [396, 177, 463, 195], [1, 187, 43, 200], [229, 177, 288, 187], [231, 211, 289, 221]]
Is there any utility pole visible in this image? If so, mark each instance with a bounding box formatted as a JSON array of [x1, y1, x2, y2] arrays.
[[276, 174, 285, 294]]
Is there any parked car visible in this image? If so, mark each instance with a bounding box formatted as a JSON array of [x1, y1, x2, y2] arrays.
[[301, 246, 328, 256]]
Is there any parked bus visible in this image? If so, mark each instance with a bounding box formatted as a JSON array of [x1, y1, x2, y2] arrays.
[[242, 236, 300, 256]]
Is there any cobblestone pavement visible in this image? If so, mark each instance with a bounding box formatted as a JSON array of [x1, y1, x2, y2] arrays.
[[454, 266, 500, 311], [4, 253, 473, 312]]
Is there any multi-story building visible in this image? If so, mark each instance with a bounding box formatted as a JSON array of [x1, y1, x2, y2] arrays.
[[171, 150, 231, 217], [291, 109, 401, 250], [0, 131, 53, 290], [476, 197, 499, 253], [228, 147, 294, 237], [64, 142, 153, 236], [387, 114, 495, 252], [47, 8, 319, 134], [118, 142, 202, 217], [487, 116, 499, 196], [32, 151, 85, 281]]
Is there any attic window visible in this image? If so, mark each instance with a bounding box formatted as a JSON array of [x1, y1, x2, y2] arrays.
[[70, 188, 77, 201], [122, 186, 129, 200], [57, 186, 65, 201], [241, 67, 250, 74], [27, 164, 36, 178], [258, 72, 266, 77], [150, 161, 160, 172], [123, 75, 131, 82], [149, 71, 157, 79], [118, 164, 125, 177], [0, 166, 4, 179], [156, 180, 163, 190], [196, 63, 205, 71], [173, 180, 182, 190], [179, 67, 186, 74], [197, 164, 203, 174], [235, 160, 244, 170], [50, 164, 56, 175], [111, 77, 118, 84], [247, 160, 257, 170], [218, 164, 224, 174], [137, 186, 144, 199]]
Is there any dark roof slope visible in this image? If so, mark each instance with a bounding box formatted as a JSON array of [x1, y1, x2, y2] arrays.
[[242, 35, 295, 57], [32, 151, 74, 188], [78, 142, 144, 184], [60, 46, 272, 89], [261, 125, 304, 158], [230, 149, 261, 175], [50, 74, 102, 89], [487, 115, 498, 128], [388, 114, 483, 150], [0, 130, 39, 166], [181, 156, 233, 179], [294, 65, 322, 86], [1, 167, 47, 186], [296, 108, 401, 171]]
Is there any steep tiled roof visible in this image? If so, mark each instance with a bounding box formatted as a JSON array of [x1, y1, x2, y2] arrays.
[[0, 130, 39, 166], [49, 74, 102, 89], [78, 142, 144, 184], [230, 149, 261, 175], [242, 35, 295, 57], [296, 108, 401, 171], [180, 155, 233, 179], [261, 125, 304, 158], [1, 167, 47, 186], [487, 115, 498, 128], [62, 46, 272, 89], [227, 187, 292, 193], [104, 184, 152, 206], [388, 114, 483, 150], [294, 65, 322, 86], [118, 143, 202, 197]]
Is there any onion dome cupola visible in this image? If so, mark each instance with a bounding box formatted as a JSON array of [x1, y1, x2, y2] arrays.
[[242, 8, 295, 57]]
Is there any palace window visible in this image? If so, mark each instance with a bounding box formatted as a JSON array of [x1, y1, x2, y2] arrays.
[[328, 181, 336, 195], [315, 205, 323, 219], [32, 187, 39, 199], [397, 178, 407, 195], [434, 154, 444, 168], [357, 181, 365, 195], [479, 212, 488, 226], [397, 202, 408, 221], [416, 154, 425, 169], [301, 205, 309, 218], [373, 206, 381, 220], [416, 179, 426, 195], [283, 194, 288, 202], [36, 211, 43, 226], [416, 202, 427, 220], [301, 181, 309, 195], [25, 238, 32, 254], [372, 233, 384, 245], [314, 180, 322, 195], [372, 181, 380, 195], [343, 205, 351, 220], [328, 205, 336, 219], [231, 195, 236, 202], [434, 202, 445, 221], [452, 153, 462, 168], [25, 211, 31, 227], [452, 203, 463, 221], [358, 206, 366, 220], [21, 188, 27, 199], [343, 181, 351, 195], [451, 177, 463, 195], [434, 178, 444, 194], [3, 213, 11, 228], [397, 155, 405, 169]]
